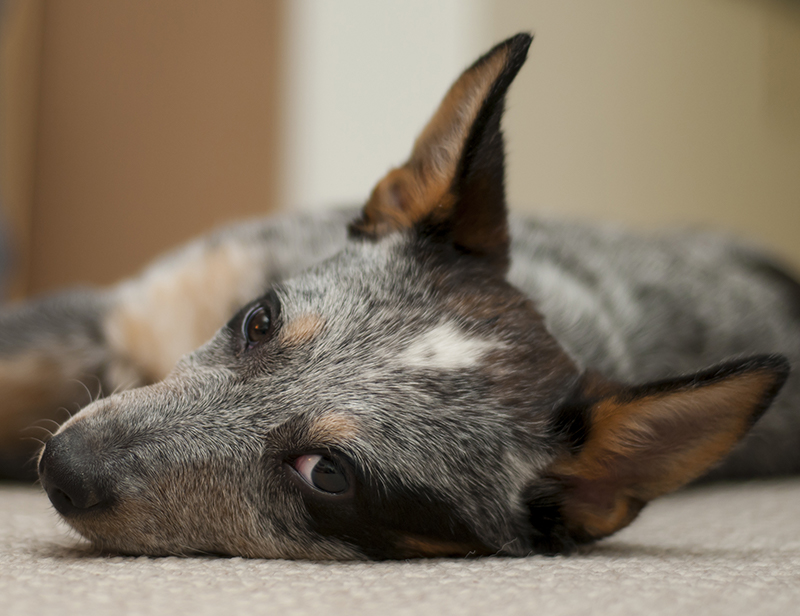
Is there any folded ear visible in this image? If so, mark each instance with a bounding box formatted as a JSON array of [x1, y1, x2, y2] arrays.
[[535, 355, 790, 547], [349, 33, 532, 273]]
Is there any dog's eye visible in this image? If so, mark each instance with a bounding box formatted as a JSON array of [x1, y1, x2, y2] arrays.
[[243, 305, 273, 347], [292, 454, 349, 494]]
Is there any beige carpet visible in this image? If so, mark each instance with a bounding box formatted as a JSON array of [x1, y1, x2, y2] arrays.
[[2, 480, 799, 616]]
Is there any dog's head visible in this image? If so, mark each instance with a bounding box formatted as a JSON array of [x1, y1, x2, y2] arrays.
[[39, 34, 789, 559]]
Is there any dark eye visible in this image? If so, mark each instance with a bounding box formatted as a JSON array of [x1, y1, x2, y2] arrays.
[[292, 454, 349, 494], [243, 305, 273, 347]]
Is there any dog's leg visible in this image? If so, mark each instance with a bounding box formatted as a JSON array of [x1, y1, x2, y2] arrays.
[[0, 289, 117, 479]]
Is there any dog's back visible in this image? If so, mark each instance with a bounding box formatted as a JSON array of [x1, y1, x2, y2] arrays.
[[507, 217, 800, 477]]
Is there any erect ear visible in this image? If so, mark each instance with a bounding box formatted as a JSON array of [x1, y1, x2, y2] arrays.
[[349, 33, 532, 273], [534, 355, 790, 547]]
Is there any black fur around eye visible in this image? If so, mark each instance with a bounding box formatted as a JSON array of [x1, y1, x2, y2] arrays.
[[292, 454, 349, 494], [243, 305, 273, 347]]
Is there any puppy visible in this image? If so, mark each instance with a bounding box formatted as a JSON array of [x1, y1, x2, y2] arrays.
[[3, 33, 800, 558]]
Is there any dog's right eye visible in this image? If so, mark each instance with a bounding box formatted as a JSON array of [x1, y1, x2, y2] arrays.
[[291, 454, 349, 494], [243, 305, 273, 348]]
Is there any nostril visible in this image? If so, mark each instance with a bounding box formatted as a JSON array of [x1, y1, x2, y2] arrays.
[[48, 486, 101, 513], [39, 429, 112, 516], [50, 484, 102, 510]]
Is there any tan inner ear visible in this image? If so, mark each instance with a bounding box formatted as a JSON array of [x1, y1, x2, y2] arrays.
[[355, 48, 508, 237], [552, 370, 778, 540]]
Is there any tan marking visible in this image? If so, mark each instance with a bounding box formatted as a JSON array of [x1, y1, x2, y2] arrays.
[[104, 241, 266, 382], [280, 314, 325, 346], [561, 494, 643, 540], [307, 413, 359, 444], [352, 47, 508, 238], [0, 353, 96, 451], [396, 535, 485, 558], [552, 370, 779, 539]]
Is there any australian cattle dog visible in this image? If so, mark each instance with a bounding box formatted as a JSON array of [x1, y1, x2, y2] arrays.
[[1, 34, 799, 558]]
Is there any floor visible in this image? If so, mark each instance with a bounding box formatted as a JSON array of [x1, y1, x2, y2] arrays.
[[2, 480, 799, 616]]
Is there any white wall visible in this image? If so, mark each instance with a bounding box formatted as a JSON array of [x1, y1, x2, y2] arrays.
[[280, 0, 488, 210]]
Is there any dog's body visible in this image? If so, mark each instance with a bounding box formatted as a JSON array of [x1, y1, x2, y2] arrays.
[[1, 34, 798, 558]]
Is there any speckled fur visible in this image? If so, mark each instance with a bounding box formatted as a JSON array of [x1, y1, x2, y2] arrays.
[[2, 35, 798, 559]]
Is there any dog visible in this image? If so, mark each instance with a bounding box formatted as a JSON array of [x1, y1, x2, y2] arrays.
[[0, 33, 797, 559]]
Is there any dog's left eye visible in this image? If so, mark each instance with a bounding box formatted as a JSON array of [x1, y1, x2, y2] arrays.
[[292, 454, 349, 494], [243, 305, 273, 347]]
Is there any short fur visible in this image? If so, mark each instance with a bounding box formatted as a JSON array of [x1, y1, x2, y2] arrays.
[[0, 34, 797, 559]]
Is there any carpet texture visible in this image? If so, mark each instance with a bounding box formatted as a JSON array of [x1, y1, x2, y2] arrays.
[[2, 480, 799, 615]]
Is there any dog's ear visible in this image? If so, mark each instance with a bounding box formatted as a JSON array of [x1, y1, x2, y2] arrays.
[[531, 355, 789, 549], [349, 33, 532, 273]]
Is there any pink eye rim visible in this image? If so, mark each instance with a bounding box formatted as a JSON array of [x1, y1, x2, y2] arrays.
[[293, 454, 323, 483], [287, 452, 352, 496]]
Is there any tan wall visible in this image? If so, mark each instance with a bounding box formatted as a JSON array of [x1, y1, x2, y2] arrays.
[[1, 0, 283, 296], [0, 0, 45, 299], [493, 0, 800, 270]]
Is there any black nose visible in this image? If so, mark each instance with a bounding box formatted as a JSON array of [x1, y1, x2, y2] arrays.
[[39, 428, 113, 516]]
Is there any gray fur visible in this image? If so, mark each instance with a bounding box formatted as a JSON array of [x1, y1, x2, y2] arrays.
[[507, 217, 800, 477]]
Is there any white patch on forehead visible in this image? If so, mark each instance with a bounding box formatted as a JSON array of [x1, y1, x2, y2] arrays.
[[398, 322, 502, 370]]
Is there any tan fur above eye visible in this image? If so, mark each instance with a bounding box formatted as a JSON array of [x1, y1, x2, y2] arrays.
[[280, 314, 326, 346], [306, 413, 359, 444]]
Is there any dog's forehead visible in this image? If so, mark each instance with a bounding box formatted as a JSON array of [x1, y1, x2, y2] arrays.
[[272, 238, 446, 356], [280, 236, 425, 311], [276, 238, 514, 376]]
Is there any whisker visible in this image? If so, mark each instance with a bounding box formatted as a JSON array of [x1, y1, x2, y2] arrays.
[[110, 376, 139, 397], [85, 374, 104, 402], [20, 425, 54, 438], [69, 378, 94, 407], [21, 436, 47, 446], [110, 382, 125, 396], [30, 418, 62, 430], [27, 449, 45, 476], [58, 406, 74, 421]]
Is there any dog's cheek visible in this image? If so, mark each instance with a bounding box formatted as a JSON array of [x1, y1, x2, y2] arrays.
[[300, 481, 495, 559]]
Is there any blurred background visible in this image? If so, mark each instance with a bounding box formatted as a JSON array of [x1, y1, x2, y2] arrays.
[[0, 0, 798, 300]]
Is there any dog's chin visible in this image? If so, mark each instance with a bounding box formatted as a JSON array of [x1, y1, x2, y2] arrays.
[[68, 526, 248, 558], [59, 511, 363, 560], [53, 508, 228, 558]]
